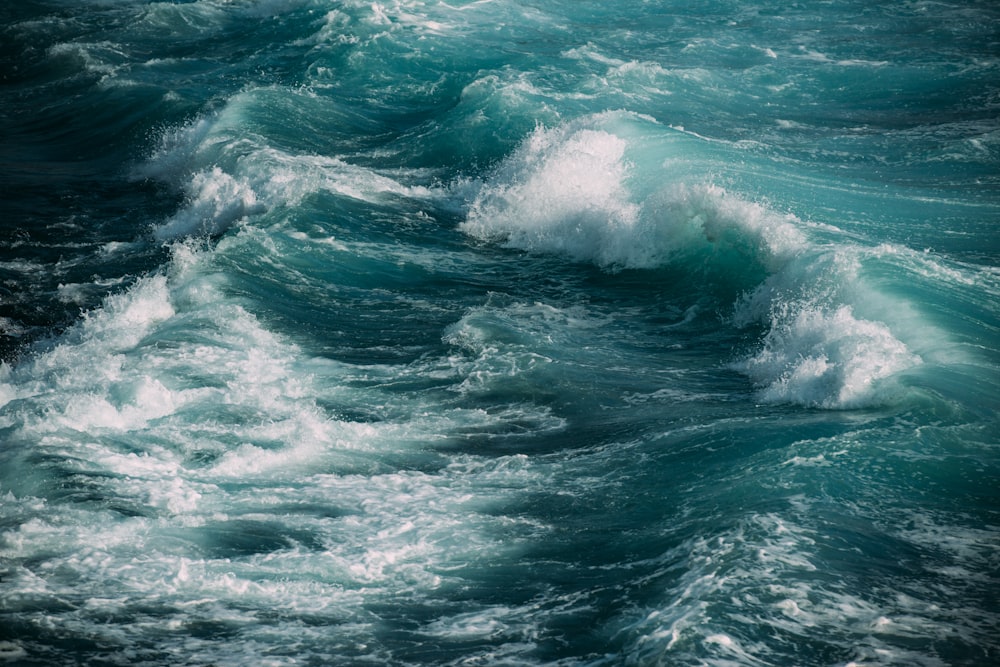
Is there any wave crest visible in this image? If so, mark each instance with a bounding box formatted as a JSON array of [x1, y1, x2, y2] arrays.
[[461, 118, 806, 274], [732, 303, 920, 409]]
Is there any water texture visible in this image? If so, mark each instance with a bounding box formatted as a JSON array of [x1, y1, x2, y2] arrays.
[[1, 1, 999, 665]]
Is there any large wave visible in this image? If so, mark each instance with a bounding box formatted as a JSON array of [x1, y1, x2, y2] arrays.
[[460, 114, 923, 409]]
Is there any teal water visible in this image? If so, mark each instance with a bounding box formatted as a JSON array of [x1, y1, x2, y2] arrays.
[[2, 1, 999, 665]]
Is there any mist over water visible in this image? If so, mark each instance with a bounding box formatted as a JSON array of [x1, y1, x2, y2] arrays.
[[2, 1, 999, 665]]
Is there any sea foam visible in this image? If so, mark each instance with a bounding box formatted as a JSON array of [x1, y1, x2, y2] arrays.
[[462, 122, 642, 268], [140, 95, 442, 242], [462, 116, 806, 274], [732, 303, 920, 409]]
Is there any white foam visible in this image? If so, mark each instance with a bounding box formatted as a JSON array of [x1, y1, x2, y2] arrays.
[[35, 273, 175, 380], [462, 123, 642, 268], [154, 167, 264, 241], [461, 117, 807, 272], [733, 304, 920, 409], [727, 239, 944, 409], [140, 98, 443, 241]]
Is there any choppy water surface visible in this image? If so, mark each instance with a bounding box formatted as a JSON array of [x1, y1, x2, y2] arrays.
[[2, 1, 999, 665]]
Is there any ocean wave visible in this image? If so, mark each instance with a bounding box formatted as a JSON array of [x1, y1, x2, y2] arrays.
[[731, 303, 919, 409], [460, 115, 923, 409], [137, 93, 444, 241], [4, 1, 997, 663], [461, 115, 806, 274]]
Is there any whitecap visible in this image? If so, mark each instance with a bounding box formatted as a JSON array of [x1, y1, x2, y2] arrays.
[[732, 304, 920, 409], [461, 115, 807, 273]]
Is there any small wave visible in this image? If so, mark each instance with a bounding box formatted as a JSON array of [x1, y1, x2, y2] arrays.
[[731, 303, 920, 409], [153, 167, 264, 241], [462, 121, 642, 268], [138, 94, 443, 242]]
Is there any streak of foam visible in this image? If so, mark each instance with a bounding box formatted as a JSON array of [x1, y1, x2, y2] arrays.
[[615, 510, 997, 666]]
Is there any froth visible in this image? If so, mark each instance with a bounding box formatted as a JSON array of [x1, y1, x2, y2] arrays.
[[139, 94, 442, 242], [727, 242, 933, 409], [461, 116, 806, 273], [733, 304, 920, 409], [462, 123, 641, 267], [154, 167, 264, 241]]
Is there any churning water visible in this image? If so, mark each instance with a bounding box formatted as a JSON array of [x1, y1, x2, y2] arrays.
[[2, 1, 999, 665]]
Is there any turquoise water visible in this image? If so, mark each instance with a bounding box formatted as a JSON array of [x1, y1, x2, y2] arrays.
[[2, 1, 999, 665]]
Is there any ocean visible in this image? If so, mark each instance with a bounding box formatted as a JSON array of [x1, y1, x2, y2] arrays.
[[1, 1, 999, 665]]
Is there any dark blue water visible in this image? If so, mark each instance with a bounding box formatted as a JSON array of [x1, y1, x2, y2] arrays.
[[2, 1, 999, 665]]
